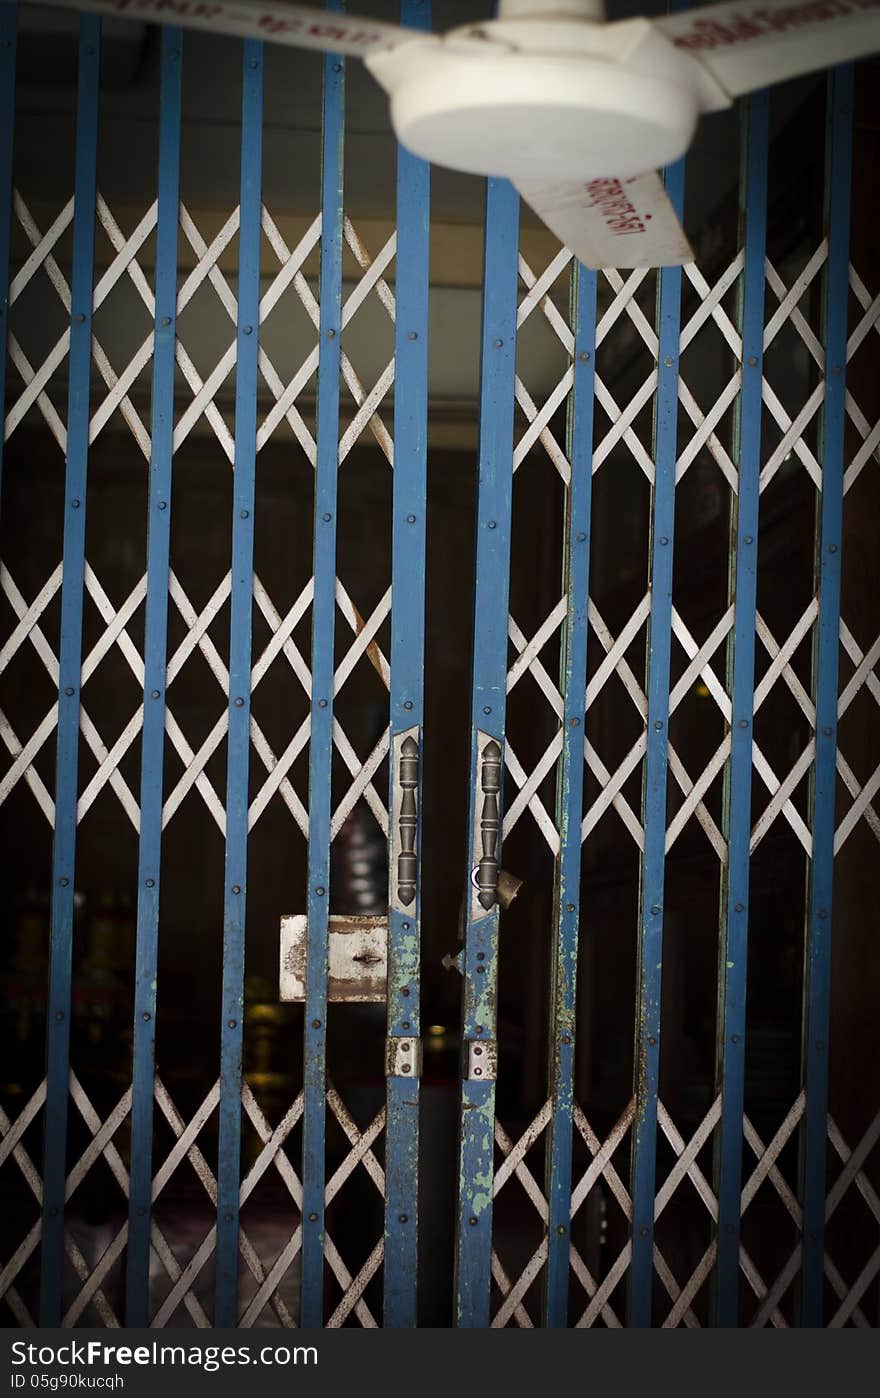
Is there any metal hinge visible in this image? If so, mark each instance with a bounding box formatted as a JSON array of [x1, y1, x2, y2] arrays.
[[386, 1035, 423, 1079], [466, 1038, 497, 1082]]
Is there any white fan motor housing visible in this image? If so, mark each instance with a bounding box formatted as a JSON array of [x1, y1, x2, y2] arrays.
[[368, 42, 700, 183]]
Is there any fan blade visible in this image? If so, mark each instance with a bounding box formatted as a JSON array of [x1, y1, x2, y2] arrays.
[[655, 0, 880, 99], [516, 172, 693, 270], [20, 0, 413, 58]]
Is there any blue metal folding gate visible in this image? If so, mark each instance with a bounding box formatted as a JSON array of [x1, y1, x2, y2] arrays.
[[1, 0, 878, 1329]]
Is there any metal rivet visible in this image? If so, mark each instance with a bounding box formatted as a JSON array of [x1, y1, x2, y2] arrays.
[[401, 986, 410, 996], [326, 328, 336, 338], [487, 520, 496, 529], [308, 1212, 318, 1221], [659, 536, 668, 546], [151, 689, 160, 699], [64, 686, 75, 696], [483, 706, 491, 714], [493, 338, 503, 348], [562, 1035, 572, 1045], [402, 922, 410, 931], [322, 512, 331, 522], [224, 1212, 233, 1223], [234, 697, 244, 708], [576, 532, 586, 542], [240, 509, 249, 519], [242, 325, 252, 335], [136, 1206, 146, 1217], [476, 965, 485, 974], [476, 1026, 484, 1035], [569, 716, 580, 727], [402, 1021, 410, 1030], [59, 877, 69, 887], [142, 1012, 151, 1022], [474, 1067, 482, 1076], [474, 1046, 482, 1055], [401, 1042, 410, 1051], [735, 902, 744, 912], [407, 513, 416, 524], [228, 1019, 237, 1028], [332, 62, 341, 71], [469, 1216, 478, 1226], [818, 909, 828, 920], [831, 365, 841, 376], [55, 1011, 64, 1022], [650, 904, 660, 915], [822, 726, 833, 737], [161, 316, 171, 327], [640, 1225, 650, 1238], [249, 56, 258, 68], [738, 719, 749, 729], [648, 1036, 656, 1046], [654, 720, 663, 730], [731, 1034, 739, 1044], [663, 356, 673, 367], [232, 885, 241, 894], [317, 698, 328, 709], [578, 351, 590, 362], [403, 700, 413, 711], [399, 1214, 408, 1223], [566, 903, 575, 912], [408, 331, 418, 341], [146, 878, 155, 888], [157, 501, 167, 510], [70, 500, 80, 510], [744, 535, 753, 544], [476, 952, 484, 961], [402, 1064, 412, 1073], [747, 356, 758, 367], [828, 543, 838, 553], [557, 1224, 566, 1236], [75, 313, 85, 324], [312, 1019, 321, 1029], [315, 886, 325, 896]]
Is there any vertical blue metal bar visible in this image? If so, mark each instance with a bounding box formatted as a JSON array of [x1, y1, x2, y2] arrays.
[[713, 89, 768, 1328], [627, 158, 685, 1329], [543, 265, 597, 1327], [125, 26, 183, 1327], [213, 37, 262, 1327], [383, 0, 430, 1330], [454, 176, 519, 1329], [300, 14, 344, 1330], [800, 65, 853, 1329], [0, 3, 18, 496], [38, 15, 101, 1328]]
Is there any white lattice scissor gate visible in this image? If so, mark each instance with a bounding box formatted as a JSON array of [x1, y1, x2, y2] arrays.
[[0, 2, 878, 1329]]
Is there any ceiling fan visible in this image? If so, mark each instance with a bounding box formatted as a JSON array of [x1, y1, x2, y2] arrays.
[[20, 0, 880, 267]]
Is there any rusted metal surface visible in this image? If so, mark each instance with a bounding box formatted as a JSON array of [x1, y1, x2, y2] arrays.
[[279, 913, 387, 1002]]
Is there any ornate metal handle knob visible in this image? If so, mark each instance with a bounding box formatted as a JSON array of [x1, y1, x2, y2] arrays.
[[397, 734, 419, 907], [476, 739, 502, 910]]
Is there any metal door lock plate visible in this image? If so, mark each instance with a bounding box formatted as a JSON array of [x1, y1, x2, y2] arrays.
[[280, 914, 387, 1002], [466, 1038, 497, 1082], [386, 1035, 423, 1078]]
